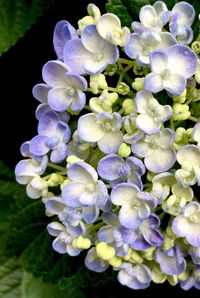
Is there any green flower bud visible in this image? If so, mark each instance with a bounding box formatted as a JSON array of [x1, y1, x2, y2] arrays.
[[118, 143, 131, 158], [96, 242, 115, 260], [132, 77, 144, 91], [48, 173, 65, 187], [116, 82, 130, 95], [108, 256, 122, 268], [122, 98, 135, 115], [173, 89, 187, 103], [104, 64, 118, 76], [172, 103, 191, 121], [192, 41, 200, 55], [90, 74, 108, 94]]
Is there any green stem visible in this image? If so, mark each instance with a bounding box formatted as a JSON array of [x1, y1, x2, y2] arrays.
[[118, 58, 133, 65], [170, 118, 175, 130], [189, 115, 199, 122], [47, 163, 66, 171]]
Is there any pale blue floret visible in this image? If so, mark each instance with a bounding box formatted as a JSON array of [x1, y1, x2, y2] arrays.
[[29, 111, 71, 163], [85, 247, 109, 272], [64, 24, 119, 75], [53, 20, 78, 59], [47, 222, 81, 256], [131, 128, 176, 173], [175, 145, 200, 187], [98, 212, 129, 257], [118, 262, 151, 289], [78, 112, 123, 154], [15, 141, 48, 185], [111, 183, 157, 229], [98, 154, 145, 189], [124, 31, 177, 66], [192, 122, 200, 147], [172, 202, 200, 247], [134, 90, 172, 134], [41, 60, 88, 112], [145, 45, 198, 95], [132, 1, 170, 34], [62, 161, 109, 211], [170, 2, 195, 45], [122, 214, 164, 250], [154, 245, 186, 275], [180, 266, 200, 290]]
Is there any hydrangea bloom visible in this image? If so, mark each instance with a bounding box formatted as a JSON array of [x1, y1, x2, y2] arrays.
[[131, 128, 176, 173], [15, 1, 200, 292], [172, 202, 200, 247], [145, 45, 198, 95]]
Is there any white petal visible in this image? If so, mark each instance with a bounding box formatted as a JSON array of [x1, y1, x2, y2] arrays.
[[136, 114, 160, 134], [139, 5, 157, 27], [135, 90, 153, 114], [42, 60, 69, 87], [150, 50, 168, 74], [68, 162, 98, 183], [144, 73, 163, 94], [167, 45, 198, 79], [131, 139, 153, 158], [124, 33, 143, 59], [177, 145, 200, 167], [98, 131, 123, 154], [192, 122, 200, 144], [97, 13, 121, 40], [172, 2, 195, 26], [78, 113, 105, 142], [111, 183, 139, 205], [163, 73, 186, 96], [158, 32, 177, 50], [145, 147, 176, 173]]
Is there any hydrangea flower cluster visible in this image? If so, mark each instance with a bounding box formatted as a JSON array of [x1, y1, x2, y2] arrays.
[[15, 1, 200, 291]]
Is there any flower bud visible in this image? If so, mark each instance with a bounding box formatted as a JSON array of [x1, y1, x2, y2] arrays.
[[122, 98, 135, 115], [90, 74, 108, 94], [48, 173, 65, 187], [132, 77, 144, 91], [173, 89, 187, 103], [118, 143, 131, 158], [116, 82, 130, 95], [108, 256, 122, 268], [96, 242, 115, 260], [172, 103, 191, 121]]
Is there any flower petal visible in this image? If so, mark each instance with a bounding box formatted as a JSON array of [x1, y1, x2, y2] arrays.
[[172, 2, 195, 26], [98, 154, 124, 180], [163, 73, 186, 96], [119, 204, 141, 229], [98, 131, 123, 154], [45, 197, 66, 214], [78, 113, 104, 142], [68, 162, 98, 183], [150, 50, 168, 74], [144, 73, 163, 93], [111, 183, 139, 205], [30, 135, 49, 156], [32, 83, 50, 103], [145, 147, 176, 173], [136, 114, 160, 134], [62, 182, 85, 207], [139, 5, 157, 27], [82, 206, 99, 223], [167, 45, 198, 78], [124, 33, 143, 59], [42, 60, 69, 87], [98, 226, 115, 243]]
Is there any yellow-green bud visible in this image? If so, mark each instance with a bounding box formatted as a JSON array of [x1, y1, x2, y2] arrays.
[[48, 173, 65, 187], [118, 143, 131, 158], [132, 77, 144, 91], [178, 269, 190, 281], [122, 98, 135, 115], [192, 41, 200, 55], [96, 242, 115, 261], [123, 248, 132, 261], [151, 264, 166, 284], [173, 89, 187, 103], [167, 275, 178, 286], [90, 74, 108, 94], [117, 82, 130, 95], [140, 247, 155, 260], [67, 155, 83, 168], [133, 64, 144, 75], [72, 236, 91, 249], [104, 64, 118, 76], [172, 103, 191, 121], [60, 178, 71, 191], [162, 235, 175, 250], [78, 3, 100, 32], [130, 250, 143, 264], [108, 256, 122, 268]]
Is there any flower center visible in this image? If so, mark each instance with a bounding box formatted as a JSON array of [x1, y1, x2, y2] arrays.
[[93, 52, 103, 62], [66, 86, 75, 97], [189, 214, 200, 224], [47, 136, 60, 149], [85, 183, 96, 192], [161, 68, 171, 80], [101, 121, 112, 131]]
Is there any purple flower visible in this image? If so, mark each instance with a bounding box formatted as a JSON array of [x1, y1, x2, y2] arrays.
[[135, 90, 172, 134], [124, 31, 177, 66], [118, 262, 151, 289], [172, 202, 200, 247], [62, 161, 108, 211], [29, 111, 71, 163], [78, 112, 123, 154], [98, 154, 145, 189], [85, 247, 109, 272], [131, 128, 176, 173], [64, 24, 119, 75], [181, 265, 200, 290], [145, 45, 198, 95], [45, 197, 86, 236], [15, 142, 48, 185], [170, 2, 195, 45], [47, 222, 81, 256], [41, 60, 87, 112], [155, 245, 186, 275], [111, 183, 157, 229], [98, 212, 129, 257], [53, 20, 78, 59], [122, 214, 164, 250]]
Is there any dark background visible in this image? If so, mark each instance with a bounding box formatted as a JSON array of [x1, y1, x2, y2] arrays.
[[0, 0, 199, 296]]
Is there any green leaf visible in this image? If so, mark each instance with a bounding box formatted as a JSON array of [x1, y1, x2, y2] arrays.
[[0, 257, 22, 298], [21, 271, 84, 298], [0, 161, 14, 180], [106, 0, 133, 27], [0, 0, 55, 54]]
